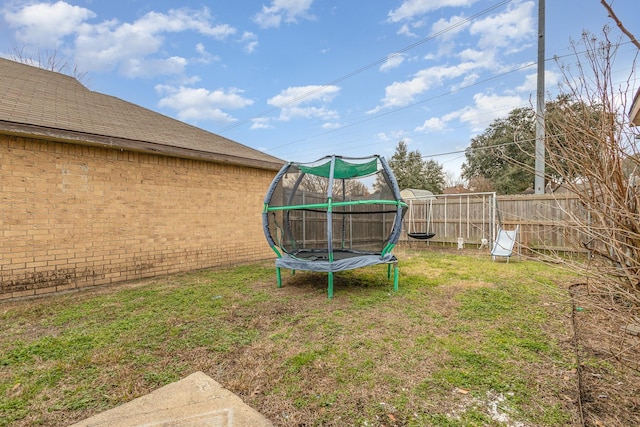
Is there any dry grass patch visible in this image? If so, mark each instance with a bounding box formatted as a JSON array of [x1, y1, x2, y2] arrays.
[[1, 252, 584, 426]]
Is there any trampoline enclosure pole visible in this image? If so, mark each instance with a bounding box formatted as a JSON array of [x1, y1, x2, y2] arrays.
[[328, 272, 334, 299], [393, 263, 399, 292]]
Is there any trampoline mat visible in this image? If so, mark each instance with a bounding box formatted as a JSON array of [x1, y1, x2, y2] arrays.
[[276, 249, 397, 273]]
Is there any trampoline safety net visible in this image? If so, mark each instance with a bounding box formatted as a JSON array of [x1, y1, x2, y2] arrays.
[[262, 154, 407, 298]]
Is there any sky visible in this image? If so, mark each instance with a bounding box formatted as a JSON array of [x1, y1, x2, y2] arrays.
[[1, 0, 639, 181]]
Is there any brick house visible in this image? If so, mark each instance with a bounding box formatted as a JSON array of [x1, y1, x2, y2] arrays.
[[0, 58, 284, 299]]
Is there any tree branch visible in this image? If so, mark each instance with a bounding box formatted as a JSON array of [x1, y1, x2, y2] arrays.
[[600, 0, 640, 50]]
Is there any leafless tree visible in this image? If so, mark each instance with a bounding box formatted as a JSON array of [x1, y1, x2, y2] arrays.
[[467, 175, 495, 193], [536, 25, 640, 368], [297, 174, 369, 199], [548, 27, 639, 293], [9, 46, 89, 85]]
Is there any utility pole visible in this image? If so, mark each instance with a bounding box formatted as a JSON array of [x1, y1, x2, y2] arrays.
[[534, 0, 546, 194]]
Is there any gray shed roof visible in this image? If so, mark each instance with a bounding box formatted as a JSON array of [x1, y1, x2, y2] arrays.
[[0, 58, 284, 171], [400, 188, 435, 200]]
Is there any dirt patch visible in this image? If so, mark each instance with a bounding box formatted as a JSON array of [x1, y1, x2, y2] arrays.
[[570, 283, 640, 426]]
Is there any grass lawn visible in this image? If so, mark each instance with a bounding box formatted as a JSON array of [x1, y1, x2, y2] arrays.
[[0, 249, 582, 426]]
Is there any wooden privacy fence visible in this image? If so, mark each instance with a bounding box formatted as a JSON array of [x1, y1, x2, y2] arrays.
[[403, 192, 496, 247], [496, 193, 588, 253], [279, 191, 588, 253], [278, 191, 396, 250], [402, 192, 588, 253]]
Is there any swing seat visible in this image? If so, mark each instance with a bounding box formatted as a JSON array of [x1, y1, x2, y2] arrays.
[[407, 232, 436, 240]]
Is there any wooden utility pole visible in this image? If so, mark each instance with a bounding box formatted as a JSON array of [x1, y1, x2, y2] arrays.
[[534, 0, 546, 194]]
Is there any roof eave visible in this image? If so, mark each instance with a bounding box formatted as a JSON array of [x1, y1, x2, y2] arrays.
[[0, 121, 285, 171], [630, 87, 640, 127]]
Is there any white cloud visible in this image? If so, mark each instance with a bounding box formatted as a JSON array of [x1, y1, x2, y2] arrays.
[[369, 61, 479, 113], [470, 1, 535, 50], [415, 110, 461, 133], [3, 3, 239, 78], [239, 31, 258, 53], [380, 53, 405, 72], [397, 23, 417, 37], [121, 56, 188, 78], [388, 0, 477, 23], [376, 130, 410, 143], [370, 2, 538, 116], [451, 72, 480, 91], [516, 70, 559, 94], [459, 92, 525, 131], [250, 117, 272, 129], [322, 121, 342, 130], [457, 48, 492, 63], [253, 0, 315, 29], [4, 1, 95, 48], [415, 92, 526, 136], [74, 8, 236, 75], [415, 117, 447, 132], [268, 85, 340, 121], [140, 9, 235, 39], [156, 84, 254, 124], [180, 75, 202, 85], [431, 14, 469, 41], [194, 43, 220, 64]]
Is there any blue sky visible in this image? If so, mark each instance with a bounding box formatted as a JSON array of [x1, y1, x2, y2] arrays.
[[1, 0, 638, 180]]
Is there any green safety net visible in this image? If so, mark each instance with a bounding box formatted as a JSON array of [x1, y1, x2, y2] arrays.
[[262, 154, 406, 298], [299, 157, 378, 179]]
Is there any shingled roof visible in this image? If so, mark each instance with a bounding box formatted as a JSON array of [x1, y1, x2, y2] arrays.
[[0, 58, 284, 171]]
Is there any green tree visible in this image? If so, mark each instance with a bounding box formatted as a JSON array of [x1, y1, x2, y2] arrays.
[[386, 141, 445, 193], [461, 96, 606, 194], [461, 107, 535, 194], [422, 159, 446, 194]]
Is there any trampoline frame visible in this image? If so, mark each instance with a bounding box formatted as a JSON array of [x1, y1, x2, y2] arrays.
[[262, 154, 407, 298]]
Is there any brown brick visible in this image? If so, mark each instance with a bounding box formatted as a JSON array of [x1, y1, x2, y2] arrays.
[[1, 136, 277, 299], [11, 288, 35, 298]]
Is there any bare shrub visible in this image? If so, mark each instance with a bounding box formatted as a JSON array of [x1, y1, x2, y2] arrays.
[[9, 46, 89, 85], [540, 25, 640, 368], [547, 28, 639, 295]]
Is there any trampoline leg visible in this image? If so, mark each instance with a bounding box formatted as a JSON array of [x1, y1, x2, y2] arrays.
[[393, 262, 399, 292], [276, 267, 282, 288], [328, 272, 334, 299], [387, 263, 392, 279]]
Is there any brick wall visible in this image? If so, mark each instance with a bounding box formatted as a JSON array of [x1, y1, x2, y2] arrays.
[[0, 135, 277, 299]]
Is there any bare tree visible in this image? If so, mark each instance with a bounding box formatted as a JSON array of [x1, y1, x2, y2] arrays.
[[296, 174, 369, 199], [546, 26, 639, 296], [536, 26, 640, 372], [467, 175, 494, 193], [9, 46, 89, 85], [600, 0, 640, 50]]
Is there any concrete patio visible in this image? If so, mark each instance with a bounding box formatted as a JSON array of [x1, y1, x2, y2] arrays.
[[70, 371, 273, 427]]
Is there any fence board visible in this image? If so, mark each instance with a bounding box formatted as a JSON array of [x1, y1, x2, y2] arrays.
[[402, 193, 587, 253], [283, 191, 587, 253]]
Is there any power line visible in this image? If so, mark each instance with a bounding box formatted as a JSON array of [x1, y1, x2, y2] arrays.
[[266, 60, 538, 153], [418, 128, 590, 162], [215, 0, 514, 134], [267, 42, 638, 158], [421, 140, 518, 159]]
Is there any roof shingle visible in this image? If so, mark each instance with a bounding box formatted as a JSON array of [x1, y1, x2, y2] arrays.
[[0, 58, 284, 170]]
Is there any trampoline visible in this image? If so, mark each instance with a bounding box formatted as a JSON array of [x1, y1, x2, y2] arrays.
[[262, 154, 408, 298]]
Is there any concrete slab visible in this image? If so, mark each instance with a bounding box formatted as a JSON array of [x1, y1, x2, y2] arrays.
[[70, 371, 273, 427]]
